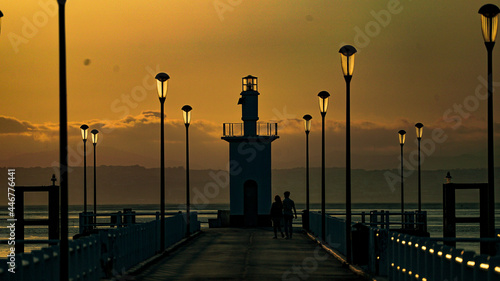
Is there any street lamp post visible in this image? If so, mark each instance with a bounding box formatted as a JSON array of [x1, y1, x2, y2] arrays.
[[479, 3, 499, 256], [398, 130, 406, 226], [57, 0, 69, 279], [182, 105, 192, 237], [318, 91, 330, 242], [155, 72, 170, 251], [80, 125, 89, 214], [340, 44, 357, 263], [91, 129, 99, 225], [303, 114, 312, 231], [415, 123, 424, 213]]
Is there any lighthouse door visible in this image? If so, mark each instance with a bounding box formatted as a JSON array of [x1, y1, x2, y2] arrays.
[[244, 180, 258, 227]]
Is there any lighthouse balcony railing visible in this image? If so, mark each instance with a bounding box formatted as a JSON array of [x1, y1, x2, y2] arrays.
[[223, 122, 278, 137]]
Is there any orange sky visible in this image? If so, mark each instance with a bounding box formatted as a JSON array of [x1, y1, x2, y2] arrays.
[[0, 0, 499, 171]]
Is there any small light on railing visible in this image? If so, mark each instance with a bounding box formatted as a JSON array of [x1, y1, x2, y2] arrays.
[[391, 263, 395, 267], [445, 254, 452, 260], [495, 266, 500, 273], [402, 240, 406, 245], [397, 239, 400, 243], [480, 263, 489, 270], [467, 261, 475, 267], [429, 249, 435, 254], [408, 241, 412, 246], [377, 256, 380, 260], [415, 243, 419, 248], [456, 257, 463, 263], [415, 274, 419, 279], [402, 268, 406, 273], [422, 278, 427, 281], [422, 246, 427, 251], [376, 233, 379, 237], [397, 266, 400, 270], [437, 251, 443, 256], [408, 271, 412, 275], [391, 237, 394, 241]]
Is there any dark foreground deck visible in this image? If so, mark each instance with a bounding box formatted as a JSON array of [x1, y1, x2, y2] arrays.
[[132, 228, 368, 281]]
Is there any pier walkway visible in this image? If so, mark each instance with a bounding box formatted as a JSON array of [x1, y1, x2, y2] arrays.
[[132, 228, 368, 281]]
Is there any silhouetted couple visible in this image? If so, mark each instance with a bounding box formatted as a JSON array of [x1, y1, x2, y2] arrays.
[[270, 191, 297, 239]]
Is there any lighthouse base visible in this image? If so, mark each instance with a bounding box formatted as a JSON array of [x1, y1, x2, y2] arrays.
[[230, 215, 272, 227]]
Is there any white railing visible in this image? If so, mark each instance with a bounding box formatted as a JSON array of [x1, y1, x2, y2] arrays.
[[308, 212, 500, 281], [385, 231, 500, 281], [309, 212, 346, 255], [0, 212, 200, 281], [222, 122, 278, 137]]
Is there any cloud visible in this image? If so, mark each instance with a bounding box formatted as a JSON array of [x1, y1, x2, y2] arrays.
[[0, 115, 35, 134], [1, 112, 498, 170], [0, 115, 59, 143]]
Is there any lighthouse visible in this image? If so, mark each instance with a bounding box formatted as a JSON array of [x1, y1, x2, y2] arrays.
[[222, 75, 279, 227]]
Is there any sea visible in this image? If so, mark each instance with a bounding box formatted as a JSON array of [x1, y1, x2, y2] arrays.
[[1, 203, 498, 257]]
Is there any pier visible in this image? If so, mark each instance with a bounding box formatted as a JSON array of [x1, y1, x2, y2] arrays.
[[2, 208, 500, 280], [132, 228, 366, 281]]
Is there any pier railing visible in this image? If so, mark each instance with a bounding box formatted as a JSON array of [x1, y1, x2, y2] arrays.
[[0, 212, 200, 281], [308, 212, 500, 281], [383, 230, 500, 281], [325, 210, 427, 232]]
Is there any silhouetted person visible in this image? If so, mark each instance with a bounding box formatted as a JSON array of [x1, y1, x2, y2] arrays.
[[270, 195, 284, 239], [283, 191, 297, 239]]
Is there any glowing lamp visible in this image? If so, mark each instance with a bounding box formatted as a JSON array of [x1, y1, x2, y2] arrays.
[[80, 124, 89, 141], [155, 72, 170, 100], [182, 105, 192, 126], [91, 129, 99, 144], [303, 114, 312, 133], [415, 123, 424, 139], [318, 91, 330, 114], [339, 45, 357, 77], [398, 130, 406, 145], [242, 75, 257, 91], [479, 4, 500, 43]]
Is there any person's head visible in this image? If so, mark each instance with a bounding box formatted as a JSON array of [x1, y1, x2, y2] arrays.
[[274, 195, 281, 202], [284, 191, 290, 198]]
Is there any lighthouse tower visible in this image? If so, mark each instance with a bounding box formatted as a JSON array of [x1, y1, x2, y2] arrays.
[[222, 75, 279, 227]]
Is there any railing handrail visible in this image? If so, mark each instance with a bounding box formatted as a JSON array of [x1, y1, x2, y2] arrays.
[[79, 211, 218, 217], [306, 211, 500, 280], [0, 212, 201, 280], [222, 122, 278, 137]]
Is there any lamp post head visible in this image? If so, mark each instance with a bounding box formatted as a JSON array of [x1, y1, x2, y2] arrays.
[[317, 91, 330, 114], [445, 171, 452, 183], [155, 72, 170, 100], [479, 4, 500, 43], [80, 124, 89, 141], [0, 10, 3, 35], [182, 105, 192, 125], [303, 114, 312, 133], [242, 75, 258, 92], [339, 45, 357, 77], [398, 129, 406, 145], [415, 123, 424, 140], [91, 129, 99, 145]]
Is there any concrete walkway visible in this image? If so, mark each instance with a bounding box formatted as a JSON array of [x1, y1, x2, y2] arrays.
[[133, 228, 368, 281]]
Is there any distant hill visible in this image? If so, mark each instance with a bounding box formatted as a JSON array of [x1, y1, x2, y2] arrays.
[[1, 166, 497, 206]]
